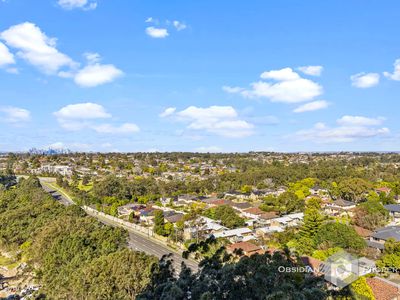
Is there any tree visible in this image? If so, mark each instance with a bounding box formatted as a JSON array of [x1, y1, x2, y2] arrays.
[[300, 207, 325, 240], [353, 199, 389, 230], [315, 222, 366, 251], [277, 191, 304, 214], [154, 210, 167, 236], [349, 277, 375, 300], [75, 249, 157, 299], [337, 178, 372, 202]]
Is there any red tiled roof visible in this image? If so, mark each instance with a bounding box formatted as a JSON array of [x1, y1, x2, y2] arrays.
[[300, 256, 324, 276], [243, 207, 265, 215], [366, 277, 400, 300], [353, 225, 373, 238], [226, 241, 262, 255]]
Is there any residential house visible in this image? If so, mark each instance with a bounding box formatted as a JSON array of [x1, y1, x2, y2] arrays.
[[226, 241, 264, 256], [369, 226, 400, 251], [385, 204, 400, 223], [366, 277, 400, 300], [212, 227, 254, 242], [324, 199, 356, 216]]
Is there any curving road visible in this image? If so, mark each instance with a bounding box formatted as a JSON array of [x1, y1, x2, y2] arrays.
[[40, 180, 198, 273]]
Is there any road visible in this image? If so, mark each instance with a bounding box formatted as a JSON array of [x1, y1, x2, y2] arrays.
[[40, 180, 198, 273]]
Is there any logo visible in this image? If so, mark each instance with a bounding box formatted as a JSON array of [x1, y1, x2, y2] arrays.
[[323, 250, 364, 288]]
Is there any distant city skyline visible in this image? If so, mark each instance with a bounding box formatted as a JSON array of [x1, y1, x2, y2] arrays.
[[1, 0, 400, 152]]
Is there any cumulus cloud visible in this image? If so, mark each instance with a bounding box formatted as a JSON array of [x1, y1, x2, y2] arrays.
[[294, 115, 389, 143], [0, 106, 31, 123], [293, 100, 330, 113], [159, 107, 176, 117], [161, 105, 254, 138], [54, 102, 139, 134], [383, 59, 400, 81], [222, 86, 244, 93], [224, 67, 323, 103], [0, 41, 15, 67], [1, 22, 77, 74], [260, 67, 300, 81], [298, 65, 323, 76], [337, 115, 385, 126], [54, 102, 111, 120], [173, 20, 187, 31], [1, 23, 122, 87], [145, 27, 169, 38], [351, 72, 380, 88], [58, 0, 97, 10], [74, 63, 123, 87]]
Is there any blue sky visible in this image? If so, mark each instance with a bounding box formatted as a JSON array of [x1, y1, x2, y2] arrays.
[[0, 0, 399, 152]]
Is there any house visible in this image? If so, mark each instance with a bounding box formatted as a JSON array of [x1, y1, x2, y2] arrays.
[[309, 185, 329, 196], [324, 199, 356, 216], [183, 216, 227, 240], [256, 226, 284, 237], [366, 277, 400, 300], [385, 204, 400, 223], [230, 201, 253, 212], [163, 211, 185, 223], [369, 226, 400, 250], [117, 203, 144, 217], [300, 256, 324, 276], [212, 227, 254, 242], [241, 207, 263, 218], [376, 187, 392, 195], [270, 212, 304, 228], [226, 241, 264, 256]]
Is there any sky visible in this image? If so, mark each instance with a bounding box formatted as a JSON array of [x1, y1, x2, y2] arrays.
[[0, 0, 399, 153]]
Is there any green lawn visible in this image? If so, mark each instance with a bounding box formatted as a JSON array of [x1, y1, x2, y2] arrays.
[[78, 180, 93, 191]]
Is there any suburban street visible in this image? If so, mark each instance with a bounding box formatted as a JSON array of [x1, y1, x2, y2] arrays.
[[39, 180, 199, 273]]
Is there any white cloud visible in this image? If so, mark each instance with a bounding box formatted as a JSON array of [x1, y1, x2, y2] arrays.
[[74, 63, 123, 87], [0, 106, 30, 122], [294, 115, 389, 143], [92, 123, 140, 134], [383, 59, 400, 81], [173, 20, 187, 31], [0, 41, 15, 67], [293, 100, 330, 113], [298, 65, 323, 76], [260, 67, 300, 81], [351, 72, 380, 88], [145, 17, 154, 23], [58, 0, 97, 10], [195, 146, 222, 153], [54, 103, 139, 134], [1, 22, 77, 74], [222, 86, 245, 93], [225, 67, 323, 103], [145, 27, 169, 38], [165, 105, 254, 138], [84, 52, 101, 64], [337, 115, 385, 126], [54, 102, 111, 120], [159, 107, 176, 117]]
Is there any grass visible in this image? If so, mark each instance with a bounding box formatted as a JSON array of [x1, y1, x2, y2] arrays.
[[0, 254, 20, 270], [78, 180, 93, 192]]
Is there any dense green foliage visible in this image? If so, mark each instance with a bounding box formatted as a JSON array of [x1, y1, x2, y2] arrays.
[[203, 204, 245, 228], [139, 245, 328, 300], [0, 177, 158, 299]]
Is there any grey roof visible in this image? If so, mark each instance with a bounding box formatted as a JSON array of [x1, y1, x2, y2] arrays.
[[366, 240, 385, 250], [230, 202, 252, 209], [384, 204, 400, 213], [372, 226, 400, 242], [333, 199, 355, 207]]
